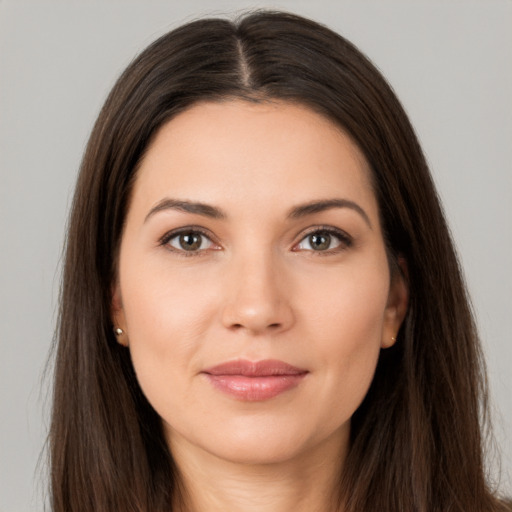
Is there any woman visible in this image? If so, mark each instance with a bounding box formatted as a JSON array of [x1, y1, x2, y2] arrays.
[[49, 10, 510, 512]]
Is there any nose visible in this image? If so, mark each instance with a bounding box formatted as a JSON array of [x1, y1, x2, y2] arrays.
[[220, 252, 294, 335]]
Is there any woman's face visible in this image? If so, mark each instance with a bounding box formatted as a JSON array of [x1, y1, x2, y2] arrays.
[[113, 100, 407, 466]]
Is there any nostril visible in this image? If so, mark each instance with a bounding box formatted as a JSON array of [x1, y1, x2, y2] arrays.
[[228, 322, 282, 331]]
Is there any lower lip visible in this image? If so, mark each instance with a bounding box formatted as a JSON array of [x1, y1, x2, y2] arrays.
[[204, 374, 307, 401]]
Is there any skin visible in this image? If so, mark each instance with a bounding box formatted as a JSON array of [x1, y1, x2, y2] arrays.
[[113, 100, 408, 512]]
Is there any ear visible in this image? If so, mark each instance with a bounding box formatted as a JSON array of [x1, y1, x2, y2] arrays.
[[111, 281, 128, 347], [381, 257, 409, 349]]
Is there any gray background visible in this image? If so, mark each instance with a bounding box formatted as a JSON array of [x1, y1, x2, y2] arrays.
[[1, 1, 511, 510]]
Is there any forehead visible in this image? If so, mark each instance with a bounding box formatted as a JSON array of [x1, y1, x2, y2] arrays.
[[132, 100, 377, 219]]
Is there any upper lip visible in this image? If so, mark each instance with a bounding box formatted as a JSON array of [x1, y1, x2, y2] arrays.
[[202, 359, 308, 377]]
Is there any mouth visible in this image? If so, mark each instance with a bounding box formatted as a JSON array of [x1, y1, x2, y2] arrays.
[[201, 359, 308, 401]]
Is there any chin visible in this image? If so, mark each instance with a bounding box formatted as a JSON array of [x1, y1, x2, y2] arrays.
[[185, 413, 346, 468], [207, 434, 309, 466]]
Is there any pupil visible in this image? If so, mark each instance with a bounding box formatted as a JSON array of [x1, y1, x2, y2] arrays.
[[310, 233, 330, 250], [180, 233, 201, 251]]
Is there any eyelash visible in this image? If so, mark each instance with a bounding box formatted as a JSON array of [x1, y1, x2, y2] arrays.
[[158, 225, 353, 256], [293, 226, 353, 255], [158, 226, 219, 257]]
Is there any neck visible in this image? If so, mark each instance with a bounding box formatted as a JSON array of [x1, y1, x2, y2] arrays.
[[170, 430, 347, 512]]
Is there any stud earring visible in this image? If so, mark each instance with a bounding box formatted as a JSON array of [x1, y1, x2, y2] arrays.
[[114, 327, 124, 336], [391, 336, 396, 343]]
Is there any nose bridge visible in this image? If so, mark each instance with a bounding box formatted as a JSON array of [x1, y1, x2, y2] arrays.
[[221, 245, 293, 334]]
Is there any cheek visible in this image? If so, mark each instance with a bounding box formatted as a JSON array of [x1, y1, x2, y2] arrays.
[[297, 261, 389, 416], [118, 258, 220, 407], [121, 253, 219, 340], [300, 256, 389, 347]]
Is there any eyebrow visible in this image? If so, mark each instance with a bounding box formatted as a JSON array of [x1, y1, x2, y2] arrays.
[[287, 199, 372, 228], [144, 197, 371, 227], [144, 198, 227, 222]]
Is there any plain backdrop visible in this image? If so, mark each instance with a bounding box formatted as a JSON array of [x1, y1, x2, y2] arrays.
[[0, 1, 511, 510]]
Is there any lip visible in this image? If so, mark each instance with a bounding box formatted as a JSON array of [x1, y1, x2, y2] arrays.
[[202, 359, 308, 401]]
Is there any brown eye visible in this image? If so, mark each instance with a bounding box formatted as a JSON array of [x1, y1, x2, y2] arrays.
[[179, 233, 202, 251], [166, 231, 214, 252], [295, 228, 351, 252], [308, 233, 332, 251]]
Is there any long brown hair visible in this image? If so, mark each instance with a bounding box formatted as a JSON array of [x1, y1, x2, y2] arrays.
[[50, 10, 509, 512]]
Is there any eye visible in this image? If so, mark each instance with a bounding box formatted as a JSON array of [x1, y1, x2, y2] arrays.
[[294, 228, 352, 252], [162, 229, 217, 254]]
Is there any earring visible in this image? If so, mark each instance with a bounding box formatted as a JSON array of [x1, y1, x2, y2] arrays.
[[391, 336, 396, 343], [114, 327, 124, 336]]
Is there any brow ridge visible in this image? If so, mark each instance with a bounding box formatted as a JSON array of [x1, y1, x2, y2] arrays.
[[288, 199, 372, 228], [144, 198, 226, 222], [145, 197, 371, 227]]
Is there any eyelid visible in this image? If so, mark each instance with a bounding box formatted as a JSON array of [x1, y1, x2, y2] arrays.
[[158, 226, 221, 254], [292, 225, 353, 252], [157, 224, 352, 255]]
